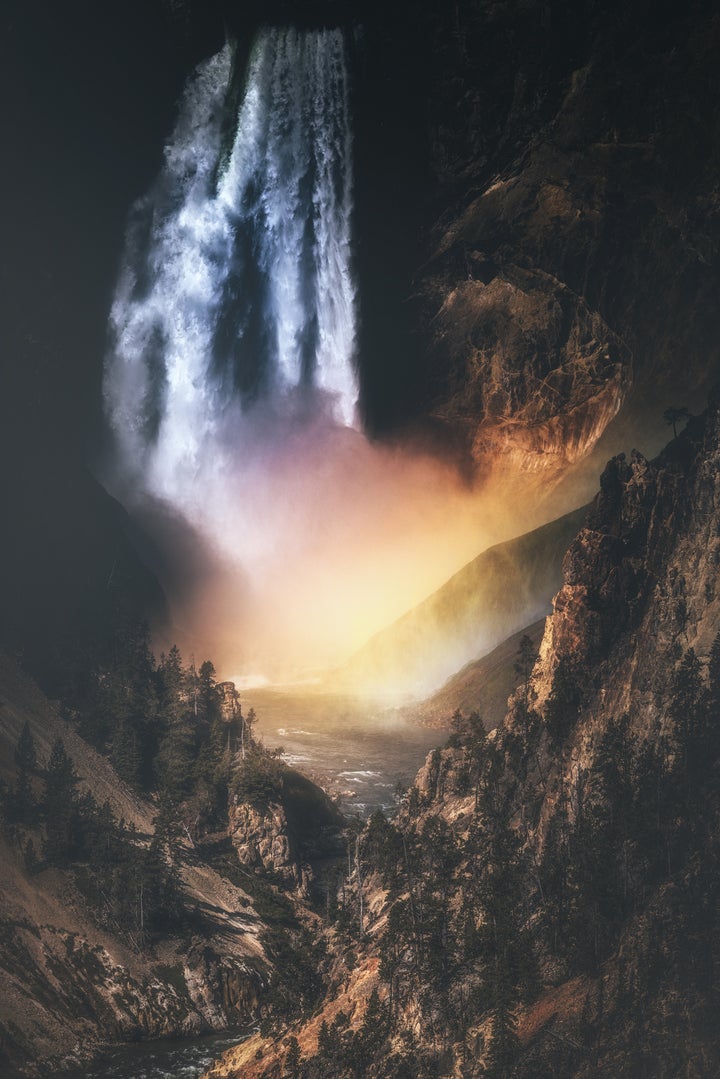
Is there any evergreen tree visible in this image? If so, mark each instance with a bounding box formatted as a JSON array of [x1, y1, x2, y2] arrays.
[[379, 901, 412, 1018], [364, 810, 401, 888], [197, 660, 221, 729], [155, 645, 199, 801], [111, 718, 143, 789], [669, 648, 705, 799], [317, 1019, 334, 1061], [663, 404, 690, 438], [514, 633, 537, 713], [158, 645, 184, 718], [285, 1036, 303, 1078], [15, 720, 37, 774], [347, 989, 389, 1076], [86, 619, 161, 789], [12, 721, 38, 825], [43, 738, 79, 865], [484, 993, 519, 1079]]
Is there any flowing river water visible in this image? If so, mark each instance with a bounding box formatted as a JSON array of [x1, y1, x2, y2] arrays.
[[59, 1031, 252, 1079], [244, 687, 446, 815]]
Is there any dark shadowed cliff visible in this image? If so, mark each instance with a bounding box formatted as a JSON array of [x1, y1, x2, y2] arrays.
[[410, 0, 720, 483]]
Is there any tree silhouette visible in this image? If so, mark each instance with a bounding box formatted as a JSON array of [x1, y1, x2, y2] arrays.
[[663, 405, 690, 438], [285, 1036, 303, 1078], [43, 738, 79, 864], [12, 721, 38, 825]]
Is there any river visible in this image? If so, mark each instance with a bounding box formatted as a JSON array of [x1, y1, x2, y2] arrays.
[[243, 688, 446, 815], [58, 1031, 251, 1079]]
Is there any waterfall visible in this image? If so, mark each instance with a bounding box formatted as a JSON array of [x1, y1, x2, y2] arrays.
[[104, 27, 358, 502], [100, 25, 492, 680]]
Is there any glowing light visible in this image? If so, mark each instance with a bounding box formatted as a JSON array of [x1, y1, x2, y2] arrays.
[[102, 27, 561, 689]]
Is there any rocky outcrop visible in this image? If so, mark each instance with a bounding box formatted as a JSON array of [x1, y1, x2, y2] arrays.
[[426, 268, 630, 478], [413, 1, 720, 481], [203, 955, 382, 1079], [228, 763, 344, 895], [0, 895, 263, 1076], [529, 407, 720, 725], [229, 800, 302, 889], [218, 682, 241, 722]]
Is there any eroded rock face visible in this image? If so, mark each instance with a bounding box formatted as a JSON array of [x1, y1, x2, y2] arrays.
[[427, 269, 630, 477], [0, 856, 266, 1078], [530, 418, 715, 724], [229, 800, 300, 889], [228, 766, 343, 895], [414, 2, 720, 479], [218, 682, 240, 722], [0, 660, 267, 1077]]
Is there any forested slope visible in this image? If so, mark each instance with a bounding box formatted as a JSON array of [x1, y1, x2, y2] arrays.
[[206, 404, 720, 1078]]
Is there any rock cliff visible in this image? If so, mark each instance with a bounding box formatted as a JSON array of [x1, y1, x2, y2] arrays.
[[204, 402, 720, 1077], [229, 760, 344, 892], [413, 0, 720, 485], [530, 403, 720, 724]]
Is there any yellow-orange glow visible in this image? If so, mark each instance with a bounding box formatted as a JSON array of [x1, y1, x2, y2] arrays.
[[148, 413, 600, 690]]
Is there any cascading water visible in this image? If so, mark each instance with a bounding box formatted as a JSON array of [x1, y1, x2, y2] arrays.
[[105, 27, 357, 506], [101, 24, 500, 680]]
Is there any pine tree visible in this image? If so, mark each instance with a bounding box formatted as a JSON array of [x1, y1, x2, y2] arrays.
[[197, 660, 220, 729], [15, 720, 37, 774], [156, 638, 197, 802], [90, 619, 160, 789], [514, 633, 537, 713], [285, 1036, 303, 1078], [43, 738, 79, 865], [663, 404, 690, 438], [159, 645, 184, 718], [669, 648, 704, 800], [12, 721, 38, 825], [484, 985, 519, 1079], [317, 1020, 334, 1061], [111, 719, 143, 788], [347, 989, 389, 1075]]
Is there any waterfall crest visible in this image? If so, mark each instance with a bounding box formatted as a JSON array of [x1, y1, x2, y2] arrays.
[[104, 27, 357, 500]]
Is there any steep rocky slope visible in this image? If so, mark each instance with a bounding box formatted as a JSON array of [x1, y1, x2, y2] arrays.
[[400, 618, 545, 731], [0, 657, 346, 1077], [413, 0, 720, 487], [330, 507, 586, 698], [229, 764, 344, 892], [0, 657, 267, 1076], [205, 404, 720, 1078]]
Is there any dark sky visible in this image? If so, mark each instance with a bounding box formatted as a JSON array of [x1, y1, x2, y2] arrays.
[[1, 2, 204, 454]]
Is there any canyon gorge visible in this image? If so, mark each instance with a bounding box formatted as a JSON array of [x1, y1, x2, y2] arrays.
[[1, 0, 719, 1075]]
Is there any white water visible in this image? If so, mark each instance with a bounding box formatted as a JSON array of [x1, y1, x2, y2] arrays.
[[104, 28, 357, 505], [101, 26, 507, 680]]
